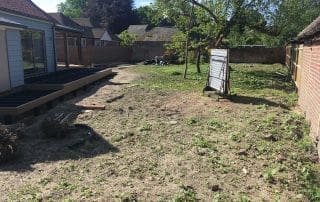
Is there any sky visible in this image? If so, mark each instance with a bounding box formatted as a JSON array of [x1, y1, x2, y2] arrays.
[[32, 0, 154, 13]]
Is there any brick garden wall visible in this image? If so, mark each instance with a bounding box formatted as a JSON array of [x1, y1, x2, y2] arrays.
[[299, 41, 320, 142], [230, 47, 285, 64]]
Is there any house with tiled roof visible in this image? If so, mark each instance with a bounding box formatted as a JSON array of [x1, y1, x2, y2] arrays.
[[286, 16, 320, 151], [72, 17, 119, 47], [0, 0, 56, 93]]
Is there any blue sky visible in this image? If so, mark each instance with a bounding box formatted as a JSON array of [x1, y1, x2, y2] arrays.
[[33, 0, 154, 12]]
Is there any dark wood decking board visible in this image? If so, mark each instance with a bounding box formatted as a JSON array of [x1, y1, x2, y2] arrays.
[[0, 68, 113, 116]]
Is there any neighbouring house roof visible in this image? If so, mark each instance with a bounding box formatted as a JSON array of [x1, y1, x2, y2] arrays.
[[127, 25, 149, 38], [73, 18, 94, 28], [0, 0, 53, 23], [49, 13, 83, 33], [72, 17, 119, 41], [298, 16, 320, 40], [142, 27, 179, 42], [0, 17, 27, 28]]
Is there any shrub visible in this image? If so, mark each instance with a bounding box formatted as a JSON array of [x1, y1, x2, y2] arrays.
[[0, 124, 17, 163]]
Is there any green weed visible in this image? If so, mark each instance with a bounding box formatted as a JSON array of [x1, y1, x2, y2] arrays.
[[140, 122, 152, 131], [173, 186, 197, 202]]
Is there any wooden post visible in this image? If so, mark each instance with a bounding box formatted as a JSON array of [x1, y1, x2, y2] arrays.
[[78, 35, 82, 65], [63, 33, 69, 67]]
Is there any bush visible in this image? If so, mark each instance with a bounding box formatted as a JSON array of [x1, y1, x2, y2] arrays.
[[0, 125, 17, 163]]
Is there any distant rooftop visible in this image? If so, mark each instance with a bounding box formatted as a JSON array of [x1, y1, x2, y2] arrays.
[[0, 0, 53, 22], [127, 25, 149, 39], [49, 13, 83, 33]]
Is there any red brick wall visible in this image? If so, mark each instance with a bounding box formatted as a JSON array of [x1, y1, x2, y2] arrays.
[[230, 47, 285, 64], [299, 40, 320, 141]]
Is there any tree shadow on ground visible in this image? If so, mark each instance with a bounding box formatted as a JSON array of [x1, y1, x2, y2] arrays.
[[0, 104, 119, 172], [0, 72, 125, 172], [231, 95, 289, 110]]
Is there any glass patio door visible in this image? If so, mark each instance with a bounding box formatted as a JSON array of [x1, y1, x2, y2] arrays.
[[21, 30, 46, 76]]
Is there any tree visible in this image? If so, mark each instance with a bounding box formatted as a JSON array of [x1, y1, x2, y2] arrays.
[[86, 0, 135, 34], [271, 0, 320, 46], [133, 5, 174, 27], [118, 31, 137, 47], [225, 0, 320, 47], [57, 0, 87, 18]]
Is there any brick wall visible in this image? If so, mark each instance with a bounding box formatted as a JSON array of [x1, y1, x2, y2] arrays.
[[230, 47, 285, 64], [299, 41, 320, 143]]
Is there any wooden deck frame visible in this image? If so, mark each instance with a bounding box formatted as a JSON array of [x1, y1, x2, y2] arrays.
[[0, 69, 112, 116]]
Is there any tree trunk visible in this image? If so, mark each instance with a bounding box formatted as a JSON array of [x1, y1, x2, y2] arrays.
[[196, 48, 201, 73], [184, 34, 189, 79]]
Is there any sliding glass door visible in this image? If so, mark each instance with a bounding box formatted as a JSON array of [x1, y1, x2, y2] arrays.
[[21, 30, 46, 76]]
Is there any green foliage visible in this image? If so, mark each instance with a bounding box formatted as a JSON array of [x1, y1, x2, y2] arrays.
[[299, 164, 320, 201], [227, 0, 320, 47], [192, 136, 210, 148], [140, 122, 152, 132], [262, 166, 282, 183], [133, 5, 168, 27], [118, 31, 137, 47], [57, 0, 87, 18], [173, 186, 197, 202], [87, 0, 135, 33]]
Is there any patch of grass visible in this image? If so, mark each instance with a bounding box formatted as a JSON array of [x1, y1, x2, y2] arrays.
[[262, 165, 284, 183], [111, 131, 135, 142], [139, 122, 152, 132], [192, 136, 210, 148], [213, 193, 231, 202], [239, 194, 250, 202], [10, 184, 42, 201], [173, 186, 197, 202], [299, 164, 320, 201], [135, 63, 296, 108], [55, 181, 77, 193], [186, 117, 199, 126], [39, 177, 53, 186], [134, 64, 207, 92], [207, 119, 229, 131]]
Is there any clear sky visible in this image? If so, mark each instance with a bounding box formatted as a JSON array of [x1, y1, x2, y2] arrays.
[[32, 0, 154, 12]]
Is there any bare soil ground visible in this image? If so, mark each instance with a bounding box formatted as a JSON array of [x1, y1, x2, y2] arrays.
[[0, 65, 319, 201]]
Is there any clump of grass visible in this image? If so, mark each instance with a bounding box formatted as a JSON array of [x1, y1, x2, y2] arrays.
[[192, 136, 210, 148], [186, 117, 199, 126], [298, 164, 320, 201], [139, 122, 152, 132], [173, 186, 197, 202], [262, 166, 284, 183], [10, 184, 42, 201]]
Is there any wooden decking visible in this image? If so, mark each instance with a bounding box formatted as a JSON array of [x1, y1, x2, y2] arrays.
[[0, 68, 113, 118]]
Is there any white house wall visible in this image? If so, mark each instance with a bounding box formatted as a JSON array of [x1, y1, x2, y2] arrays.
[[6, 29, 23, 87], [0, 11, 55, 87]]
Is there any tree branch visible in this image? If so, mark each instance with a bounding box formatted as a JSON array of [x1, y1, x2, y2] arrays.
[[188, 0, 220, 23]]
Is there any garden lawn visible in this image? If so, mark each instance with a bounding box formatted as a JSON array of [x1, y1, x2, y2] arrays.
[[0, 63, 319, 201]]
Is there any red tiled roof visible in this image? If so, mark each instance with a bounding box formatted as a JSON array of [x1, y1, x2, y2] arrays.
[[0, 0, 53, 22]]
